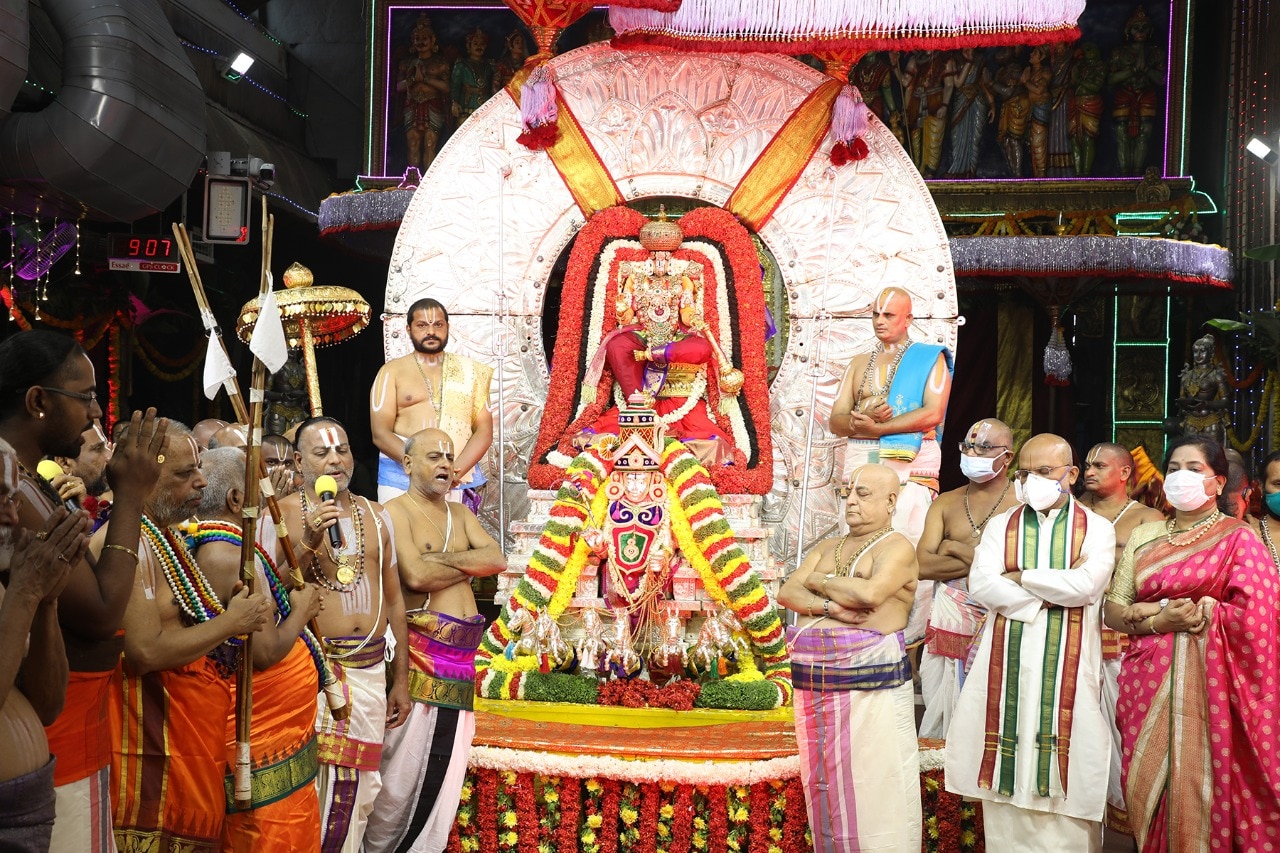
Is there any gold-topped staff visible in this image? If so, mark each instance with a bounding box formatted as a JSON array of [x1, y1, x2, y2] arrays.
[[235, 263, 371, 417]]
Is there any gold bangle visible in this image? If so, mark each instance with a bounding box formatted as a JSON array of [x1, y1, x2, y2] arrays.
[[102, 543, 139, 562], [1146, 615, 1158, 634]]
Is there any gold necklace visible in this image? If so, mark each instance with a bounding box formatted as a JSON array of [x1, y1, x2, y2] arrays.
[[413, 353, 444, 416], [407, 491, 452, 551], [963, 477, 1011, 537], [301, 491, 367, 588], [1261, 516, 1279, 567], [833, 526, 895, 576], [1165, 510, 1221, 546]]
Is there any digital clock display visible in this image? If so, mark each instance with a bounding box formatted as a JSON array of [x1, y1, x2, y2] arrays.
[[108, 235, 178, 262], [107, 234, 182, 273]]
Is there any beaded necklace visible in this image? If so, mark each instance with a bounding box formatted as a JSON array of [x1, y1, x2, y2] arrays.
[[140, 516, 243, 675], [190, 520, 326, 686], [300, 489, 367, 590], [833, 526, 895, 576], [1261, 516, 1280, 568], [963, 477, 1011, 537], [858, 341, 912, 403], [1165, 510, 1222, 546]]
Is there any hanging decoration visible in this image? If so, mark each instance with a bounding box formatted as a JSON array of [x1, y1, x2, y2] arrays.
[[829, 85, 870, 166], [608, 0, 1086, 55], [500, 0, 596, 150], [1043, 307, 1072, 386]]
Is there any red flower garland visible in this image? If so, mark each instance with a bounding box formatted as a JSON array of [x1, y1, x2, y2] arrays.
[[707, 784, 729, 852], [479, 769, 500, 853], [669, 783, 694, 853], [639, 782, 661, 853], [748, 782, 770, 853], [516, 773, 539, 853], [781, 778, 808, 852], [559, 776, 582, 853], [529, 204, 774, 495], [600, 777, 622, 853], [596, 678, 701, 710]]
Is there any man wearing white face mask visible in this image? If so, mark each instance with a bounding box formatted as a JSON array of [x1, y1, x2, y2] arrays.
[[945, 434, 1115, 851], [916, 419, 1020, 738]]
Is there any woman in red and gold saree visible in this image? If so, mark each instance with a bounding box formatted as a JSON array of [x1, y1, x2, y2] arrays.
[[1104, 436, 1280, 851]]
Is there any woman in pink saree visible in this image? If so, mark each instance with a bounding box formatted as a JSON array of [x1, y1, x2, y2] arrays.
[[1103, 436, 1280, 851]]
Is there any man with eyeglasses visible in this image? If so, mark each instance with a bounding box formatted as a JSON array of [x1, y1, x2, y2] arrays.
[[829, 287, 953, 644], [370, 298, 493, 510], [0, 435, 89, 851], [917, 419, 1019, 739], [945, 433, 1115, 851], [0, 330, 167, 852], [1077, 442, 1162, 838]]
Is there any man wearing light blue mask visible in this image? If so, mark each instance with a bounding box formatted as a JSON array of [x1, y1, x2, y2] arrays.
[[946, 433, 1116, 852], [917, 418, 1019, 738]]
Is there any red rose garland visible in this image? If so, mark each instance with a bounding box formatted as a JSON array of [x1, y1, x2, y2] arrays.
[[781, 778, 808, 853], [748, 782, 770, 853]]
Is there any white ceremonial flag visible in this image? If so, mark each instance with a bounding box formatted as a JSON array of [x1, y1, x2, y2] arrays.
[[249, 284, 288, 374], [202, 335, 236, 400]]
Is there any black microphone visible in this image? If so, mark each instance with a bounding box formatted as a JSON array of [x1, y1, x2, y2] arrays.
[[37, 460, 81, 512], [314, 475, 344, 549]]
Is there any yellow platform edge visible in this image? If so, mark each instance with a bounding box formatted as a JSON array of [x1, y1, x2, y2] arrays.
[[475, 697, 796, 729]]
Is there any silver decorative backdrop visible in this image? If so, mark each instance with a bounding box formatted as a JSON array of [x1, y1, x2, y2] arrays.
[[383, 44, 958, 571]]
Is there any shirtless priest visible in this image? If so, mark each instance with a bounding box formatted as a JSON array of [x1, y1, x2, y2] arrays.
[[365, 428, 504, 853], [917, 419, 1020, 738], [370, 299, 493, 508], [1078, 442, 1162, 835], [280, 417, 411, 853], [778, 463, 921, 853]]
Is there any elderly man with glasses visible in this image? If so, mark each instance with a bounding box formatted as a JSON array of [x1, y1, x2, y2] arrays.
[[945, 433, 1116, 852], [0, 330, 167, 852], [916, 419, 1020, 738]]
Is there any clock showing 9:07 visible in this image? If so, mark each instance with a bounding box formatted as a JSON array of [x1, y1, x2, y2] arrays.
[[107, 234, 181, 273]]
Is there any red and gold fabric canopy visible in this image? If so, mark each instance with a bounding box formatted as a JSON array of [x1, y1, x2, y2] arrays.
[[608, 0, 1085, 55]]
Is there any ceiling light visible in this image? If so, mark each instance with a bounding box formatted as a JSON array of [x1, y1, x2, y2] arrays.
[[1247, 135, 1278, 166], [218, 51, 255, 82]]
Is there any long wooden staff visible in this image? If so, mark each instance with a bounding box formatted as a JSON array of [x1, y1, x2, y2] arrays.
[[172, 224, 351, 717], [232, 197, 275, 809]]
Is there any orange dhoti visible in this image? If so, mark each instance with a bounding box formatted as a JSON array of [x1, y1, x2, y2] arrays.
[[112, 656, 233, 853], [221, 641, 321, 853], [46, 664, 121, 852]]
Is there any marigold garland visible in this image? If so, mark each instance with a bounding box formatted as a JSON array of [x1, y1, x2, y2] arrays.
[[476, 440, 791, 705]]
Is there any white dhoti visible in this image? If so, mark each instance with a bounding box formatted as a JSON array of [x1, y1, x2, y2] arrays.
[[363, 706, 474, 853], [316, 641, 387, 853], [844, 439, 939, 643], [789, 626, 921, 853], [982, 801, 1102, 852], [919, 580, 985, 739], [49, 767, 116, 853], [1101, 654, 1127, 832]]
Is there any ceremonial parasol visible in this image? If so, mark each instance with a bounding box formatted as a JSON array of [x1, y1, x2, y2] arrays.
[[236, 262, 371, 416]]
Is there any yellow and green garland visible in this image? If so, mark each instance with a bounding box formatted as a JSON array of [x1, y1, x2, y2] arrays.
[[476, 439, 791, 706]]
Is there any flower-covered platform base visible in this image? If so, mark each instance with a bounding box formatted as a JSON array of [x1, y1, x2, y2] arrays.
[[448, 714, 984, 853]]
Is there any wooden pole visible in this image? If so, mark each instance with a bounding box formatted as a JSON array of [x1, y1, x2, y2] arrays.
[[173, 216, 350, 723]]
